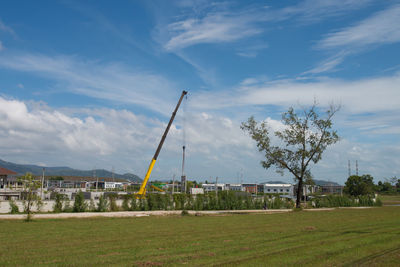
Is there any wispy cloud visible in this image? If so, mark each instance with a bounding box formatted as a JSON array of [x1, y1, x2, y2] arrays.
[[0, 53, 178, 115], [236, 43, 269, 58], [302, 51, 348, 75], [318, 4, 400, 49], [164, 8, 266, 51], [191, 72, 400, 115], [282, 0, 373, 23], [0, 19, 15, 35]]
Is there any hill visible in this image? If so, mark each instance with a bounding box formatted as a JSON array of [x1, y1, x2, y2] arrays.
[[0, 159, 142, 182]]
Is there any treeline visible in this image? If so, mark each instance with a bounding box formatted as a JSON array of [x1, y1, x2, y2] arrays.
[[344, 175, 399, 196]]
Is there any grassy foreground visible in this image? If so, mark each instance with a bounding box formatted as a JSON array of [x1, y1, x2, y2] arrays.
[[0, 207, 399, 266]]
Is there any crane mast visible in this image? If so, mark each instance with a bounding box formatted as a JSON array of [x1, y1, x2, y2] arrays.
[[136, 90, 188, 198]]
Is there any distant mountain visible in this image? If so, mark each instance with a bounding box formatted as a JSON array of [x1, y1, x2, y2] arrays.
[[0, 159, 142, 182]]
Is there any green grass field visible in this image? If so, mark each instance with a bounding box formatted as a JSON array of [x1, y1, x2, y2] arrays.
[[0, 207, 399, 266], [380, 194, 400, 205]]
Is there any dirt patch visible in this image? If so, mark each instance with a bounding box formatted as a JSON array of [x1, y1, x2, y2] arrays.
[[304, 226, 317, 231], [136, 261, 163, 266], [241, 247, 250, 251]]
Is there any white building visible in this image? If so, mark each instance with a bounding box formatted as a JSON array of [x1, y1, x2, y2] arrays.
[[263, 184, 294, 196], [226, 184, 245, 192], [202, 183, 226, 192]]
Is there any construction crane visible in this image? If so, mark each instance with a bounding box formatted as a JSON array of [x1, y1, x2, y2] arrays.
[[135, 90, 188, 199]]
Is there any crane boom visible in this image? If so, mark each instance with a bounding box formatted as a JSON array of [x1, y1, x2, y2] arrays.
[[136, 90, 188, 198]]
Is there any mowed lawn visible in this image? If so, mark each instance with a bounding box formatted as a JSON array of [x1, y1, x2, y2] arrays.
[[380, 194, 400, 205], [0, 207, 399, 266]]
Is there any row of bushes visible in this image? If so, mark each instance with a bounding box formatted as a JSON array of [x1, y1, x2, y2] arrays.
[[311, 195, 382, 208], [50, 191, 294, 213], [7, 192, 382, 214]]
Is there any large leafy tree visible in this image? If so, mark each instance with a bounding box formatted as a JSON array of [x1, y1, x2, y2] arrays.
[[344, 175, 375, 196], [241, 104, 339, 208]]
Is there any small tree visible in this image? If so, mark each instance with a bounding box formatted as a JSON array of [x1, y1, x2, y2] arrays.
[[53, 193, 64, 213], [19, 173, 41, 221], [241, 103, 339, 208], [97, 194, 108, 212], [9, 199, 19, 214], [344, 175, 374, 196], [73, 191, 87, 212]]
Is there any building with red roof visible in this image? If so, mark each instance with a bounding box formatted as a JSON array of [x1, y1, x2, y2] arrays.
[[0, 167, 17, 189]]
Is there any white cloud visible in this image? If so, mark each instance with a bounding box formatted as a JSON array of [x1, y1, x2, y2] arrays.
[[302, 51, 347, 75], [191, 72, 400, 114], [282, 0, 372, 22], [0, 53, 178, 115], [318, 4, 400, 49], [164, 7, 266, 51], [0, 19, 15, 35], [0, 97, 263, 179], [236, 43, 269, 58]]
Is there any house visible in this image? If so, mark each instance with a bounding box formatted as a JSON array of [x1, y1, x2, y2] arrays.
[[0, 167, 18, 189]]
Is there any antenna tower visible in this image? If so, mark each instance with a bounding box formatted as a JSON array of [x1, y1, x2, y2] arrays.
[[356, 160, 359, 176], [348, 160, 351, 177]]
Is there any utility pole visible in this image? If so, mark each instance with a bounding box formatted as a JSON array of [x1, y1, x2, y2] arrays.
[[215, 177, 218, 198], [41, 167, 45, 200], [172, 174, 175, 194], [181, 145, 186, 193], [94, 169, 98, 192]]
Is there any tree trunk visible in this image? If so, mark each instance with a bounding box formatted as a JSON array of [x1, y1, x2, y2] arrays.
[[296, 178, 303, 208]]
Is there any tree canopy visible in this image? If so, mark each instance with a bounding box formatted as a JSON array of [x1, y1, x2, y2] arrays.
[[241, 103, 339, 208], [344, 174, 375, 196]]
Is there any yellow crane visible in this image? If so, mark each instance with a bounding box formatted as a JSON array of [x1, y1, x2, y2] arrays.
[[135, 90, 188, 199]]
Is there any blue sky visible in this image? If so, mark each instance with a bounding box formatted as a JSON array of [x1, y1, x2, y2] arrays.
[[0, 0, 399, 184]]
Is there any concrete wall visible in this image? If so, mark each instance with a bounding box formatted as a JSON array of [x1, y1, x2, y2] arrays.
[[0, 199, 124, 213]]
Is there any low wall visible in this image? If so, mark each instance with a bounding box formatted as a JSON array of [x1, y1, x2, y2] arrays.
[[0, 199, 124, 213]]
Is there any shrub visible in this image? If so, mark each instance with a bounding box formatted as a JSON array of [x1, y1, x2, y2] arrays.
[[97, 195, 108, 212], [130, 197, 138, 211], [9, 199, 19, 214], [53, 193, 64, 213], [63, 199, 73, 212], [108, 193, 119, 211], [88, 199, 96, 211], [73, 191, 87, 212], [122, 195, 131, 211]]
